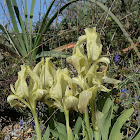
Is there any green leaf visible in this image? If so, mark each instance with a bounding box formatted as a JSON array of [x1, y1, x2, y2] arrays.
[[55, 122, 67, 137], [133, 131, 140, 140], [36, 51, 72, 59], [29, 0, 36, 54], [6, 0, 27, 56], [109, 108, 134, 140], [43, 126, 50, 140], [12, 0, 29, 52], [50, 129, 66, 140], [0, 24, 22, 56], [73, 117, 82, 135], [102, 98, 113, 115], [99, 105, 113, 140]]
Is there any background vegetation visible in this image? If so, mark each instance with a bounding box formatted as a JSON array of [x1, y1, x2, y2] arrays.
[[0, 0, 139, 139]]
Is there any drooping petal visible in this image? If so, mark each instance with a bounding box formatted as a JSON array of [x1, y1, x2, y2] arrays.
[[88, 57, 110, 75], [10, 84, 16, 94], [74, 35, 87, 51], [100, 85, 111, 92], [63, 96, 79, 111], [85, 27, 102, 61], [86, 57, 110, 87], [7, 94, 29, 109], [50, 68, 69, 101], [31, 89, 48, 101], [78, 88, 93, 113], [72, 75, 89, 90], [103, 76, 121, 88]]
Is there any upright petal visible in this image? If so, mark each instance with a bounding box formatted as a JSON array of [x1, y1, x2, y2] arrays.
[[85, 27, 102, 61], [67, 46, 89, 76], [78, 87, 95, 113], [14, 65, 28, 98], [63, 95, 79, 111], [40, 58, 56, 88], [27, 66, 42, 94]]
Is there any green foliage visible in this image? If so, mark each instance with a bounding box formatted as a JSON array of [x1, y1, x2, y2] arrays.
[[43, 126, 50, 140], [0, 0, 78, 63]]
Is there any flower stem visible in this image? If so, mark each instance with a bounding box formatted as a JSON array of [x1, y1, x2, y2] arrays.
[[90, 97, 99, 140], [32, 108, 42, 140], [84, 108, 91, 140], [94, 130, 99, 140], [64, 109, 73, 140]]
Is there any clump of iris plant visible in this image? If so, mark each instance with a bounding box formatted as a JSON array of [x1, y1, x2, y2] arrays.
[[7, 27, 121, 140]]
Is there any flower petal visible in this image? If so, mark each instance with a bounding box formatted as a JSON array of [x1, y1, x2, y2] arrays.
[[72, 75, 89, 90], [78, 88, 93, 113], [85, 27, 102, 61], [63, 96, 79, 111], [14, 65, 28, 98], [7, 94, 27, 108], [103, 76, 121, 88], [67, 46, 89, 76], [43, 57, 56, 88], [50, 68, 70, 101], [31, 89, 48, 101], [74, 35, 87, 49], [27, 66, 42, 94]]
